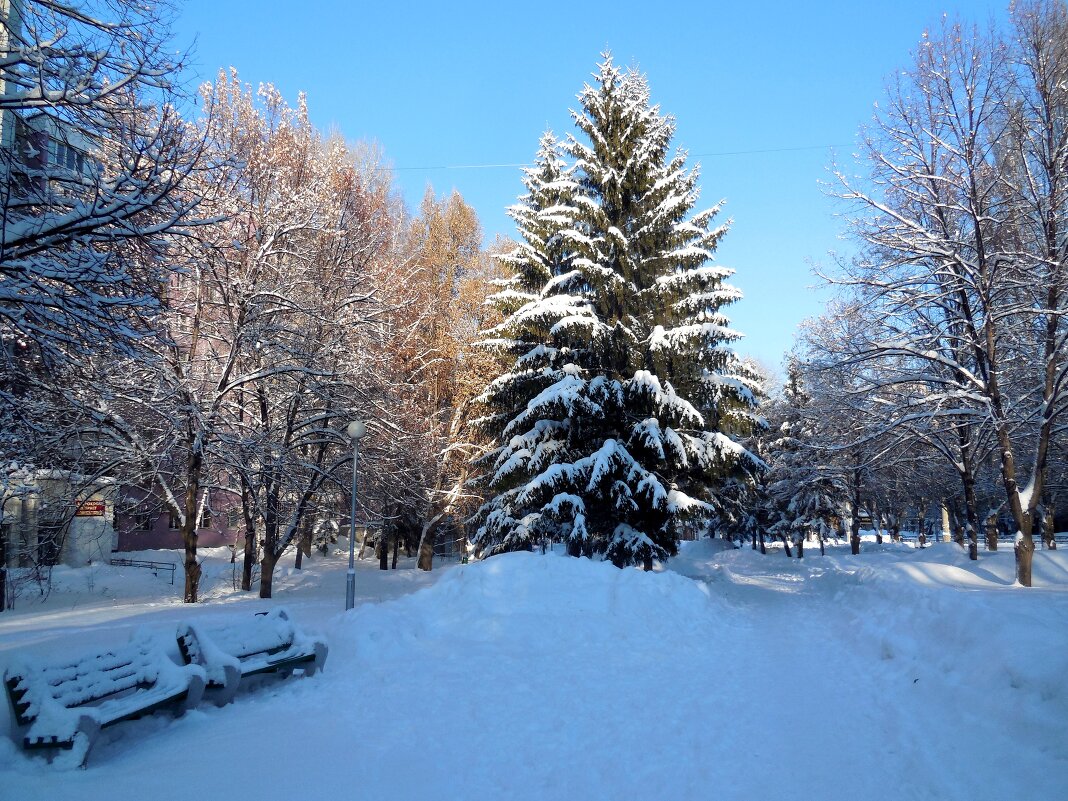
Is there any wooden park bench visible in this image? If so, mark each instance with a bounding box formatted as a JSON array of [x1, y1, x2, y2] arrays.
[[176, 608, 327, 705], [3, 634, 205, 767]]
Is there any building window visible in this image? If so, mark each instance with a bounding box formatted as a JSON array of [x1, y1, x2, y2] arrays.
[[133, 511, 153, 531], [49, 139, 85, 174], [199, 509, 212, 529], [227, 508, 242, 529], [168, 510, 181, 530]]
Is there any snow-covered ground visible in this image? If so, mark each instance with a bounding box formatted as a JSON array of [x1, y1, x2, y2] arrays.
[[1, 538, 1066, 800]]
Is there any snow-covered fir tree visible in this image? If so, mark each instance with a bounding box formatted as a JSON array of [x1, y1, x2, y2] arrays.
[[762, 359, 844, 556], [473, 56, 762, 569]]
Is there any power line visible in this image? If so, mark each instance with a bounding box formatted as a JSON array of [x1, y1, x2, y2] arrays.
[[691, 143, 848, 158], [390, 162, 528, 172], [385, 143, 847, 172]]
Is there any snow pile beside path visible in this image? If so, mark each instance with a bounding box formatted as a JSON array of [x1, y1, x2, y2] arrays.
[[840, 556, 1068, 772]]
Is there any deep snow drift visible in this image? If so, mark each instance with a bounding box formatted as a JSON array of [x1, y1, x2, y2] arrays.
[[1, 539, 1066, 800]]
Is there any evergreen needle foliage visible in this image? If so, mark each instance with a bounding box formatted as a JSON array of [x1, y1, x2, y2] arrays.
[[472, 55, 763, 568]]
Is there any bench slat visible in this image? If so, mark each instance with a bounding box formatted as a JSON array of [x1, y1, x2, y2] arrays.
[[4, 634, 205, 767], [176, 608, 327, 704]]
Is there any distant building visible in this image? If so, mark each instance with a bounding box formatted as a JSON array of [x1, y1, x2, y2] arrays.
[[1, 0, 20, 152], [0, 0, 25, 149], [113, 485, 238, 552], [4, 109, 100, 200], [1, 471, 117, 568], [2, 0, 100, 196]]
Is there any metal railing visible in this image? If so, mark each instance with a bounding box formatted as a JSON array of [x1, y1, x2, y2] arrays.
[[109, 558, 177, 584]]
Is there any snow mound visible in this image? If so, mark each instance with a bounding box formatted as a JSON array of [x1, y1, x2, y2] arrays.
[[339, 551, 723, 666]]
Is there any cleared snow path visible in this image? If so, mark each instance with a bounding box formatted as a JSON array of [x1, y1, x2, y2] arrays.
[[674, 541, 1068, 801], [1, 541, 1066, 800]]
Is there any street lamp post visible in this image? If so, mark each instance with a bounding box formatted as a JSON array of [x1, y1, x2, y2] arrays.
[[345, 420, 367, 610]]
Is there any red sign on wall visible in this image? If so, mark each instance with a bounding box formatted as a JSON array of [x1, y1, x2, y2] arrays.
[[75, 501, 106, 517]]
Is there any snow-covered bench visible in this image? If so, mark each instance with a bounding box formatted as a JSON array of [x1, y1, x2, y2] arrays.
[[176, 608, 327, 704], [3, 633, 205, 768]]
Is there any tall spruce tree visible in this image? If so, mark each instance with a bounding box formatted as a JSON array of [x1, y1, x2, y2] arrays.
[[473, 56, 761, 568]]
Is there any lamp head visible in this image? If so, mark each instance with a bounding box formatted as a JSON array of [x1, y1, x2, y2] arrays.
[[346, 420, 367, 440]]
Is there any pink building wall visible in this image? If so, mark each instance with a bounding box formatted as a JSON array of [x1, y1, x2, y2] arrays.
[[114, 487, 239, 552]]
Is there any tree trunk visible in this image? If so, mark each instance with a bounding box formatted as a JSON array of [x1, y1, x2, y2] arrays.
[[259, 550, 277, 599], [241, 523, 256, 591], [796, 534, 804, 559], [948, 505, 965, 547], [873, 504, 884, 545], [379, 530, 389, 571], [417, 530, 436, 571], [241, 484, 256, 592], [780, 534, 792, 558], [1015, 530, 1035, 587], [952, 508, 969, 551], [962, 472, 980, 561], [294, 518, 313, 570], [642, 555, 653, 571], [392, 531, 399, 569], [1041, 505, 1056, 550], [986, 513, 999, 552], [258, 467, 280, 598], [182, 448, 203, 604], [849, 481, 862, 555], [758, 530, 766, 555], [0, 534, 6, 613], [986, 380, 1043, 585]]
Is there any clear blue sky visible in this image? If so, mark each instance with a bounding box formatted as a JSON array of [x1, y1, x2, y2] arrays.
[[170, 0, 1009, 374]]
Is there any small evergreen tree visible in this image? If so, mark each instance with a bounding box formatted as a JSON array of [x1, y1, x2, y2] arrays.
[[762, 360, 844, 556], [473, 56, 761, 568]]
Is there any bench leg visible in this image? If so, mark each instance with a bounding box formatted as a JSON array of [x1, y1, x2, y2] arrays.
[[212, 665, 240, 707], [47, 715, 100, 770], [307, 641, 328, 677], [181, 673, 206, 712]]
